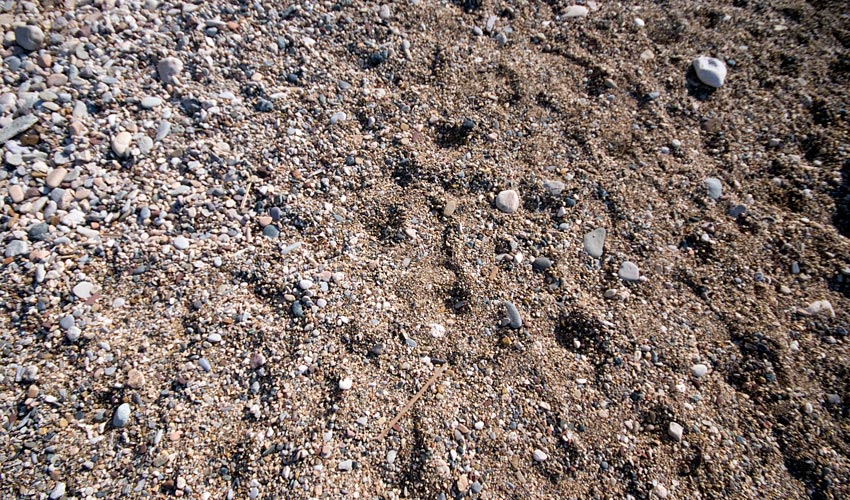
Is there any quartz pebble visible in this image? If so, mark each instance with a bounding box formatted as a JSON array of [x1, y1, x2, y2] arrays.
[[668, 421, 684, 441], [583, 228, 606, 258], [73, 281, 94, 299], [158, 57, 184, 84], [564, 6, 589, 18], [532, 449, 548, 462], [112, 132, 133, 157], [495, 190, 520, 213], [173, 236, 190, 250], [693, 56, 727, 88], [618, 261, 640, 281], [705, 177, 723, 199], [49, 482, 66, 499], [113, 403, 131, 427], [339, 377, 353, 391], [691, 364, 708, 378]]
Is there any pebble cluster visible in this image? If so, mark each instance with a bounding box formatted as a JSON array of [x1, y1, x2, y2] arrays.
[[1, 1, 849, 499]]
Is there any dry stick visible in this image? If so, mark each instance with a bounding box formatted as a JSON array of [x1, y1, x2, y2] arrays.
[[377, 364, 448, 441]]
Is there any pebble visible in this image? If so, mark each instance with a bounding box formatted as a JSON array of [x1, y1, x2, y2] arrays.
[[505, 301, 522, 329], [338, 460, 354, 471], [543, 180, 565, 196], [634, 18, 645, 28], [299, 279, 314, 290], [532, 449, 548, 462], [127, 369, 145, 389], [112, 131, 132, 157], [443, 199, 457, 217], [691, 364, 708, 378], [5, 240, 28, 258], [693, 56, 727, 88], [532, 256, 552, 271], [59, 315, 75, 330], [471, 481, 483, 494], [618, 261, 640, 281], [49, 482, 66, 499], [495, 190, 520, 214], [28, 223, 50, 242], [583, 228, 606, 258], [668, 421, 684, 441], [705, 177, 722, 200], [262, 224, 280, 238], [8, 184, 24, 202], [386, 450, 397, 464], [73, 281, 94, 299], [173, 236, 190, 250], [46, 167, 67, 188], [113, 403, 131, 428], [0, 114, 39, 144], [158, 57, 184, 84], [198, 358, 211, 372], [564, 6, 589, 18], [14, 25, 45, 51], [141, 96, 163, 109], [339, 377, 353, 391]]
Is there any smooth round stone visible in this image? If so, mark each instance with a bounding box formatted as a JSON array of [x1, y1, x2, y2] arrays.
[[471, 482, 483, 494], [73, 281, 94, 299], [386, 449, 397, 464], [198, 358, 211, 372], [111, 131, 132, 157], [46, 167, 67, 188], [339, 377, 353, 391], [141, 96, 162, 109], [28, 223, 49, 241], [298, 279, 314, 290], [543, 180, 565, 196], [138, 136, 154, 155], [668, 422, 684, 441], [49, 482, 66, 499], [8, 184, 24, 202], [173, 236, 189, 250], [112, 403, 131, 427], [693, 56, 727, 88], [157, 57, 183, 84], [65, 327, 81, 342], [330, 111, 346, 124], [583, 228, 606, 258], [532, 256, 552, 271], [532, 449, 548, 462], [262, 225, 279, 238], [207, 333, 222, 343], [14, 25, 45, 51], [505, 301, 522, 329], [5, 239, 28, 257], [705, 177, 722, 200], [495, 190, 520, 214], [618, 261, 640, 281], [691, 364, 708, 378], [564, 5, 588, 17]]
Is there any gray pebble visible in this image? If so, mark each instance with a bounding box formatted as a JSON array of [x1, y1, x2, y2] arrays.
[[505, 301, 522, 329], [583, 228, 606, 258], [28, 223, 50, 241], [59, 315, 75, 330], [198, 358, 211, 372], [4, 239, 28, 257], [532, 256, 552, 271], [141, 96, 162, 109], [495, 190, 520, 214], [49, 482, 66, 499], [338, 460, 354, 471], [262, 225, 279, 238], [113, 403, 131, 427], [173, 236, 189, 250], [0, 115, 38, 145], [471, 481, 483, 494], [157, 57, 183, 84], [618, 261, 640, 281], [543, 180, 565, 196], [14, 25, 45, 51], [386, 450, 397, 464], [705, 177, 722, 200]]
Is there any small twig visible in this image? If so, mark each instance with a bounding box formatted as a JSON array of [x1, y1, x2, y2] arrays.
[[377, 365, 448, 441]]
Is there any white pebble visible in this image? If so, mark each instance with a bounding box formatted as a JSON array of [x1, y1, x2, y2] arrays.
[[339, 377, 353, 391], [668, 421, 684, 442], [532, 449, 548, 462], [693, 56, 727, 88]]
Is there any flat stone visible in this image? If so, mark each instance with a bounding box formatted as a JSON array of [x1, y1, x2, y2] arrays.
[[495, 190, 520, 213], [5, 239, 28, 257], [140, 96, 162, 109], [705, 177, 722, 200], [0, 115, 38, 145], [157, 57, 184, 84], [543, 180, 565, 196], [668, 421, 684, 441], [532, 256, 552, 271], [693, 56, 727, 88], [49, 482, 65, 499], [8, 184, 24, 202], [618, 261, 640, 281], [505, 301, 522, 329], [112, 131, 132, 157], [443, 199, 457, 217], [127, 369, 145, 389], [113, 403, 131, 427], [73, 281, 94, 299], [532, 449, 548, 462], [691, 364, 708, 378], [14, 25, 45, 51], [46, 167, 67, 188], [173, 236, 189, 250], [583, 228, 606, 258], [564, 5, 589, 18]]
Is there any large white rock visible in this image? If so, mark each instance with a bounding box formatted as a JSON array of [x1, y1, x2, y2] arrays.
[[495, 190, 520, 214], [693, 56, 727, 88]]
